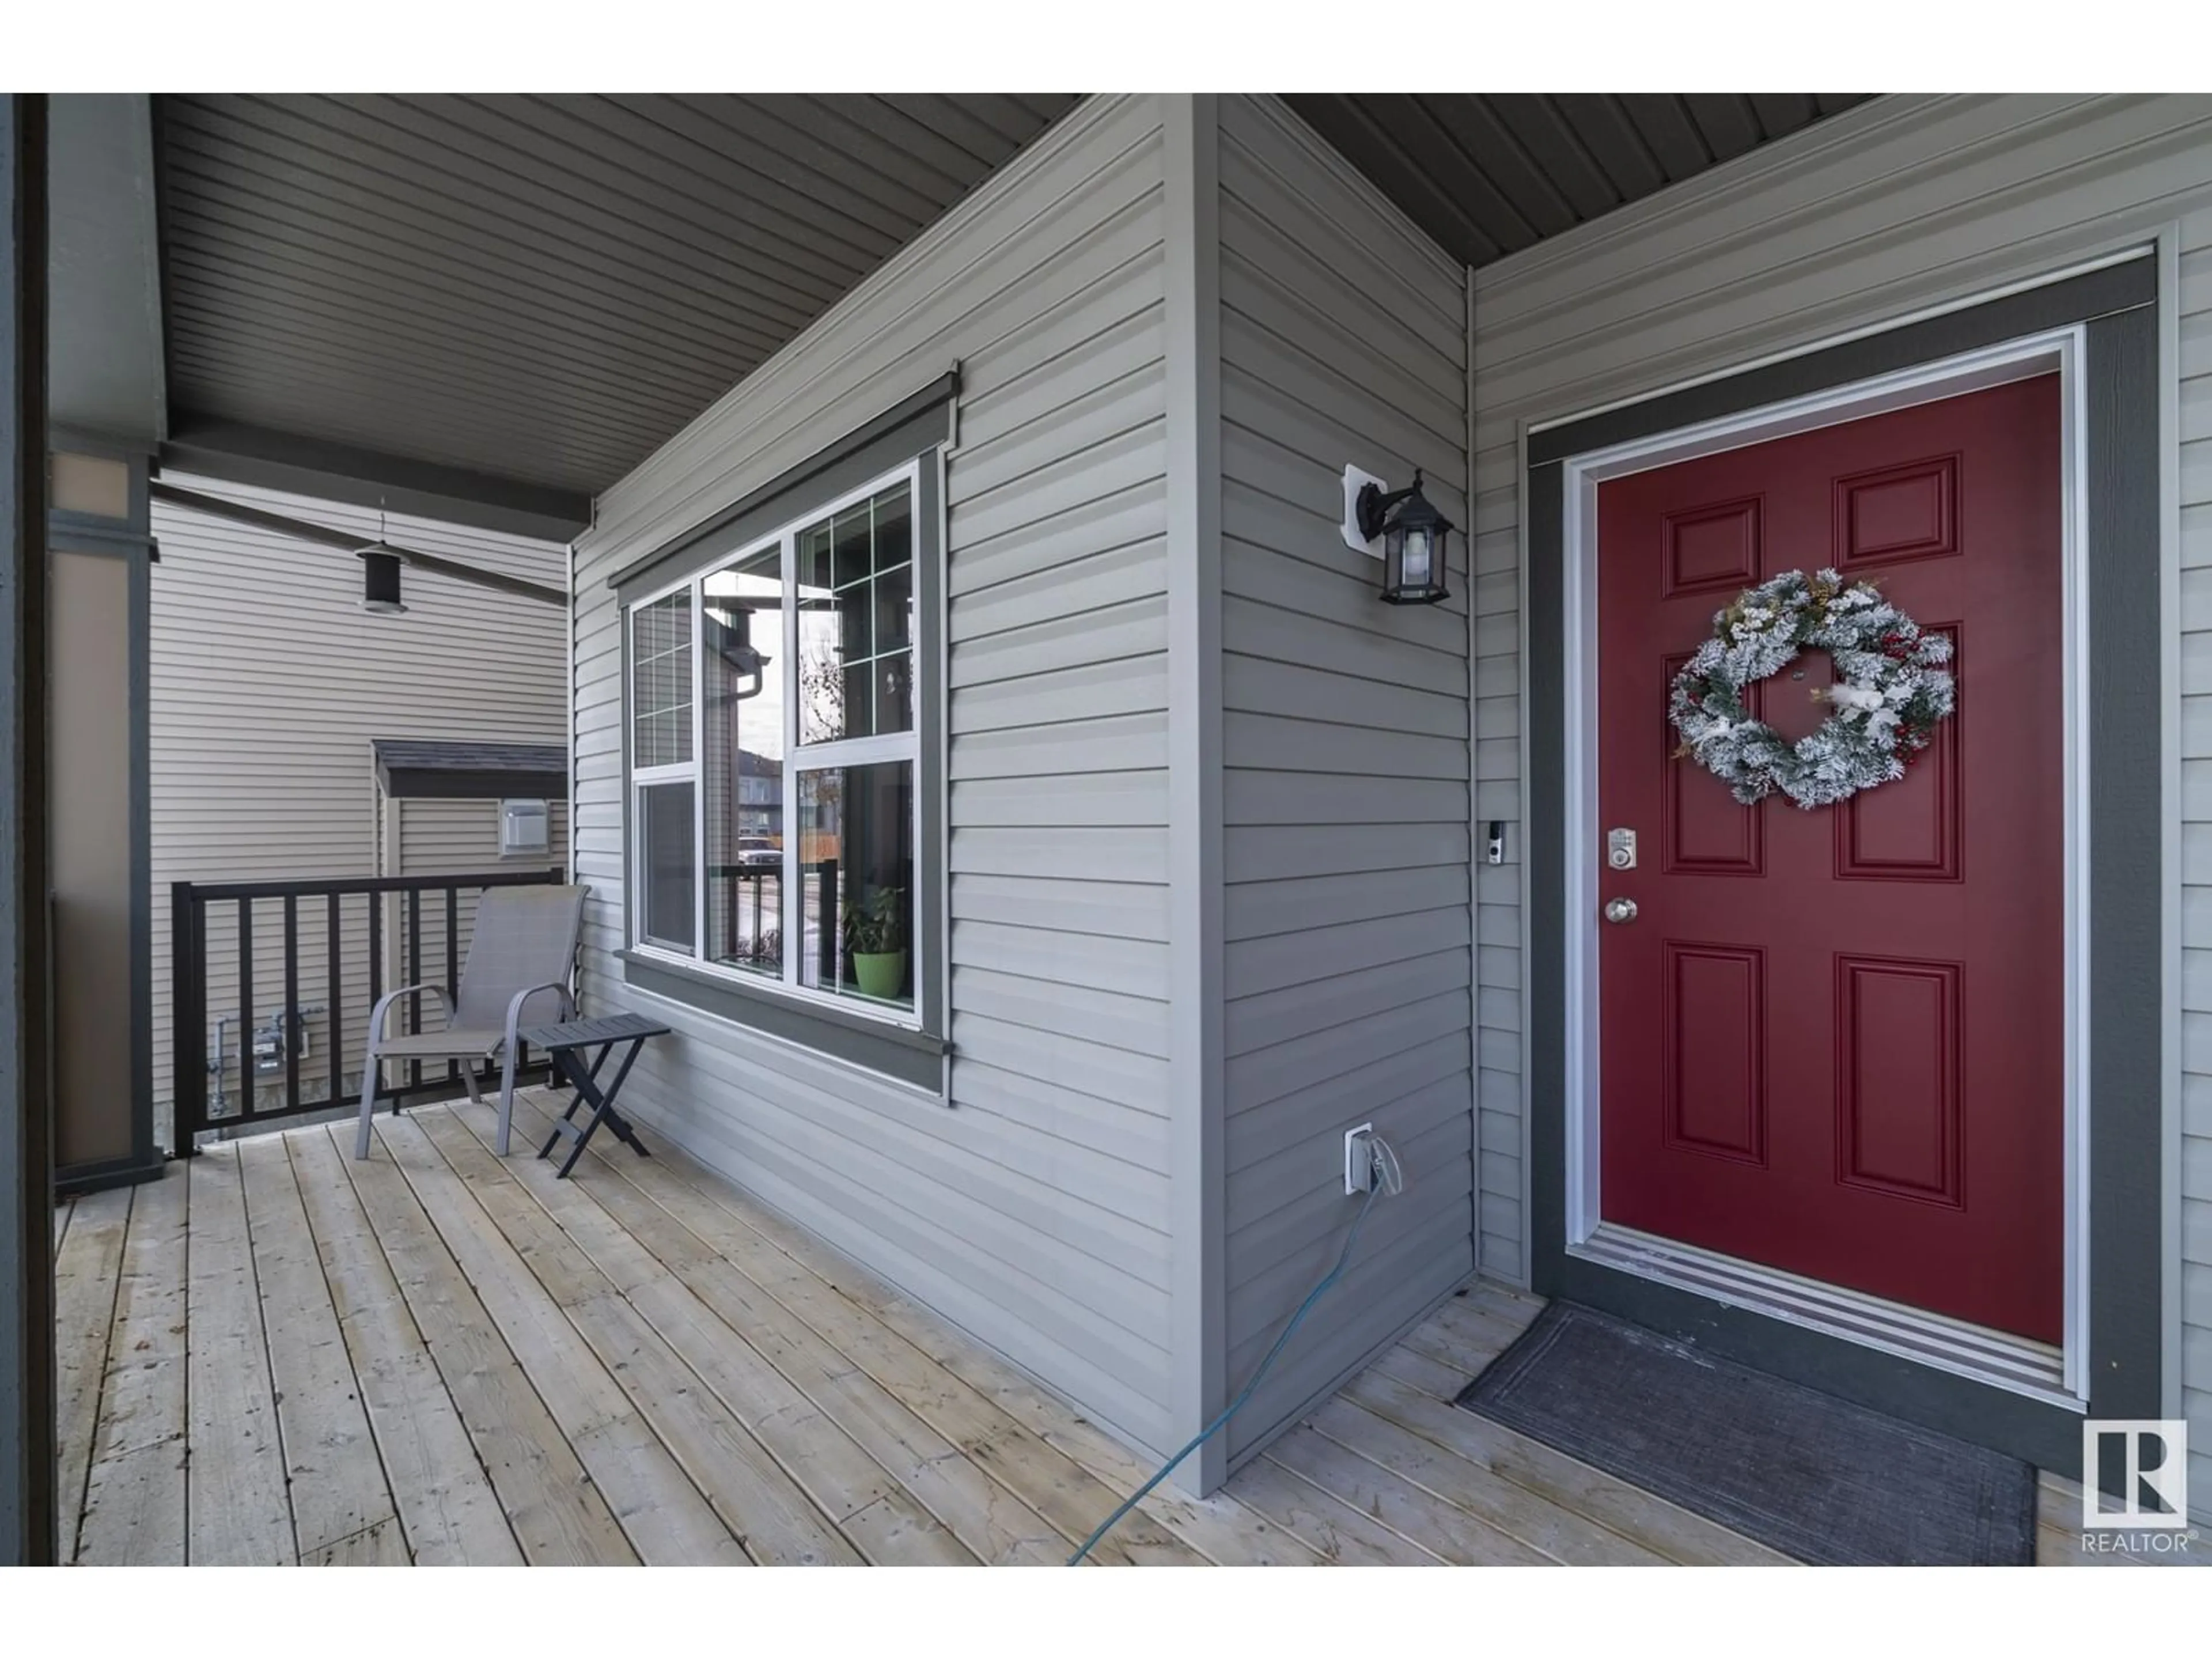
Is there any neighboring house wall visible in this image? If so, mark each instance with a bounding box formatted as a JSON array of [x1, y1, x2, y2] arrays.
[[149, 477, 567, 1145], [1211, 96, 1474, 1459], [1466, 94, 2212, 1514], [571, 95, 1183, 1457]]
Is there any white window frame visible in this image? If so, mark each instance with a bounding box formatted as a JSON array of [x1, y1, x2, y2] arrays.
[[626, 457, 927, 1033]]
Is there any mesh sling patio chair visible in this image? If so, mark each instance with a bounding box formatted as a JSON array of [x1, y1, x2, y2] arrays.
[[354, 882, 590, 1160]]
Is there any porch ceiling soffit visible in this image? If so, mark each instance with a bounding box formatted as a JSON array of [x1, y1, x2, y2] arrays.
[[1282, 93, 1873, 270], [149, 93, 1078, 531]]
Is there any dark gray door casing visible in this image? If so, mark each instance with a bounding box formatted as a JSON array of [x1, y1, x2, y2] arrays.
[[1524, 259, 2163, 1479]]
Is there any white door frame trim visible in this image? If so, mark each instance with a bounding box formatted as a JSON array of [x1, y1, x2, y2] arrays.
[[1555, 324, 2094, 1408]]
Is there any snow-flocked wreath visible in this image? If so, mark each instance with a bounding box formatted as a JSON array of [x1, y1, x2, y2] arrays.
[[1667, 567, 1956, 809]]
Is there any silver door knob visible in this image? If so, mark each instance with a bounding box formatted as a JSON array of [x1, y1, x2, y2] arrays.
[[1603, 897, 1638, 925]]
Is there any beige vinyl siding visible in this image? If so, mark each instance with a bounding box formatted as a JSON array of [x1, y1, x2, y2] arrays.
[[1211, 97, 1473, 1460], [570, 96, 1183, 1457], [374, 794, 571, 1037], [1470, 93, 2212, 1516], [149, 478, 566, 1143]]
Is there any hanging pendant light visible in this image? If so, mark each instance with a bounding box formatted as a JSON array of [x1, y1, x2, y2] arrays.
[[358, 545, 408, 615], [358, 500, 407, 615]]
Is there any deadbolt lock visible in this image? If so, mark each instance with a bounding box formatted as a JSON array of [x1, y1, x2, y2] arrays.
[[1607, 827, 1638, 870]]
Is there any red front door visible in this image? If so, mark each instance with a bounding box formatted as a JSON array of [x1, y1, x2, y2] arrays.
[[1596, 375, 2065, 1343]]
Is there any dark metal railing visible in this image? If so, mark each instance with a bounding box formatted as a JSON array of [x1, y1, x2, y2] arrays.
[[171, 868, 566, 1146]]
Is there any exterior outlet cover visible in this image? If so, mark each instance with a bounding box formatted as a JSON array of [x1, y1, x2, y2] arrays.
[[1344, 1123, 1375, 1195], [1341, 465, 1388, 559]]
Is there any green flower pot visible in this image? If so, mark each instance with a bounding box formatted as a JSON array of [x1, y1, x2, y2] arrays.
[[852, 949, 907, 1001]]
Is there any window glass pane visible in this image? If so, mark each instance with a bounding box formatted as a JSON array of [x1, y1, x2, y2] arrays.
[[702, 546, 785, 975], [639, 780, 696, 952], [797, 760, 912, 1010], [631, 592, 694, 768], [797, 483, 913, 745]]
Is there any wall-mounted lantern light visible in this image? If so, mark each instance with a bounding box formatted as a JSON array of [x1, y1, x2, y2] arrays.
[[358, 546, 408, 615], [1352, 468, 1453, 606]]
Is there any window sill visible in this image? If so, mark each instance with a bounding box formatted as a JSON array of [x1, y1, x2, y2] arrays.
[[615, 948, 949, 1092]]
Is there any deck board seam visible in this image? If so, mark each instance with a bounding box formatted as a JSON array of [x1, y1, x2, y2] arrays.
[[62, 1188, 132, 1563], [282, 1132, 420, 1566], [368, 1111, 755, 1564], [419, 1098, 892, 1563], [1251, 1449, 1452, 1563], [231, 1142, 304, 1566], [312, 1123, 531, 1565], [483, 1097, 1013, 1557], [332, 1119, 642, 1565], [535, 1090, 1245, 1564], [496, 1092, 1175, 1566], [1299, 1402, 1577, 1565]]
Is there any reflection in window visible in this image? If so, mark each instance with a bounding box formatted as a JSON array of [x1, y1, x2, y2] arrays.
[[703, 546, 784, 976], [797, 487, 912, 745], [798, 761, 913, 1010]]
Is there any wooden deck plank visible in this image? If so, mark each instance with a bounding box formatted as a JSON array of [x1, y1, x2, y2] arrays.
[[331, 1124, 641, 1566], [52, 1183, 130, 1558], [288, 1127, 522, 1566], [502, 1092, 1202, 1567], [1424, 1290, 1541, 1358], [831, 1271, 1322, 1566], [1401, 1299, 1522, 1375], [495, 1096, 1069, 1566], [184, 1146, 298, 1565], [1305, 1392, 1667, 1565], [1227, 1456, 1446, 1564], [69, 1098, 2107, 1571], [1358, 1345, 1794, 1566], [369, 1112, 756, 1565], [402, 1105, 859, 1565], [305, 1516, 413, 1566], [841, 1493, 980, 1565], [1266, 1421, 1556, 1565], [237, 1134, 400, 1556], [442, 1097, 984, 1565], [77, 1165, 189, 1565]]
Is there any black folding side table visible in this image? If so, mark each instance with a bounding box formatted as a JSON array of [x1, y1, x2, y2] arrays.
[[522, 1012, 669, 1178]]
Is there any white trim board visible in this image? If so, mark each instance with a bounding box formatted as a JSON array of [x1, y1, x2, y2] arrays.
[[1554, 326, 2096, 1410]]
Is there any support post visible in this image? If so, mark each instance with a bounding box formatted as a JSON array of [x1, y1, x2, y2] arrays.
[[0, 92, 56, 1567]]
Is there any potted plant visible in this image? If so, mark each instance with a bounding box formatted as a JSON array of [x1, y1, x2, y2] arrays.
[[840, 885, 907, 1000]]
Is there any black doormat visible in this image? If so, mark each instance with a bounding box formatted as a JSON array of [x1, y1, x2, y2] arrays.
[[1453, 1301, 2038, 1565]]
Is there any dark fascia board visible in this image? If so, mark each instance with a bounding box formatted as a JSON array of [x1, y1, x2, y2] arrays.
[[378, 764, 569, 802], [161, 415, 593, 542], [607, 369, 958, 597]]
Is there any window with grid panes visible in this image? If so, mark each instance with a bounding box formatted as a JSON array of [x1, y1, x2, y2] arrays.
[[627, 466, 921, 1022]]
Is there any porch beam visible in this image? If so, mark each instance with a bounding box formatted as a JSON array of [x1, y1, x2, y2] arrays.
[[148, 480, 567, 608], [159, 416, 592, 542], [1, 92, 58, 1567]]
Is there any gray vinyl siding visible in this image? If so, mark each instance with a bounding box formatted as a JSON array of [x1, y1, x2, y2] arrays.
[[148, 477, 566, 1143], [570, 96, 1183, 1457], [1470, 94, 2212, 1516], [1212, 97, 1473, 1461]]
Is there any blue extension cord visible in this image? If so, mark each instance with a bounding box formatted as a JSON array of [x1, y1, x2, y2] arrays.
[[1065, 1172, 1389, 1565]]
